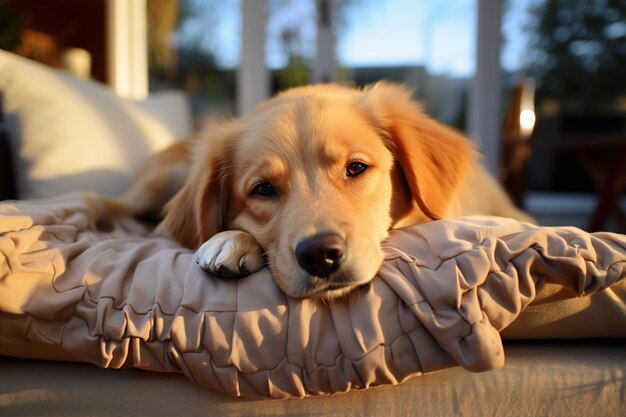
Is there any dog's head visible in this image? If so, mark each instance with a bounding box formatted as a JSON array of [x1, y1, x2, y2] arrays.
[[163, 82, 473, 298]]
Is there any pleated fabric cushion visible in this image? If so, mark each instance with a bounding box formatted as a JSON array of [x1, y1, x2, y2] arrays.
[[1, 193, 624, 398]]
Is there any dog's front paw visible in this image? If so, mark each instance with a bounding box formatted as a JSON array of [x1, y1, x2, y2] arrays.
[[193, 230, 264, 278]]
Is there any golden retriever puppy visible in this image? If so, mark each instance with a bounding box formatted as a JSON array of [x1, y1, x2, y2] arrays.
[[104, 82, 533, 299]]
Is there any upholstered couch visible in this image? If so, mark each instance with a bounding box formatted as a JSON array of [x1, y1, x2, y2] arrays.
[[1, 50, 625, 417]]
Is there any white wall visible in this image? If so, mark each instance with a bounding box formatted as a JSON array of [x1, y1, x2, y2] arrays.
[[467, 0, 504, 176], [237, 0, 270, 116], [106, 0, 148, 100]]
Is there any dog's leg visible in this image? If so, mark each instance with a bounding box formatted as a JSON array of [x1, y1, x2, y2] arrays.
[[194, 230, 265, 278], [98, 140, 192, 221]]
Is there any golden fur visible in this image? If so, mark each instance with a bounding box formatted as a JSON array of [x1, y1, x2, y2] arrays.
[[104, 82, 533, 298]]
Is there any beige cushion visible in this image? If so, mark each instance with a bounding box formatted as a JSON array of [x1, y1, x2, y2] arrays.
[[0, 194, 624, 398], [0, 50, 176, 199], [2, 341, 625, 417]]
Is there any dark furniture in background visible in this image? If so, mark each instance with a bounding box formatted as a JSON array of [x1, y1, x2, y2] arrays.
[[532, 114, 626, 233]]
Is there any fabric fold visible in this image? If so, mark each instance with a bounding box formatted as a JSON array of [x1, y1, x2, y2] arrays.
[[1, 193, 624, 398]]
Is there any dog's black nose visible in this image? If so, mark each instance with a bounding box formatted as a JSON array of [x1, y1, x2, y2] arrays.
[[295, 233, 346, 278]]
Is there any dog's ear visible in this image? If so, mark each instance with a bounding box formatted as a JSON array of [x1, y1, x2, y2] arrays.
[[160, 122, 238, 249], [359, 82, 474, 221]]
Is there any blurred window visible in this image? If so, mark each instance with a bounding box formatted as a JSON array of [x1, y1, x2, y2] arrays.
[[503, 0, 626, 194]]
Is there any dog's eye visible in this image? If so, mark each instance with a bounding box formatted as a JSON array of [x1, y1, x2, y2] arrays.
[[346, 162, 368, 177], [251, 182, 277, 198]]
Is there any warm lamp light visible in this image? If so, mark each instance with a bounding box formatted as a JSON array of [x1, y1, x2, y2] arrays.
[[518, 79, 536, 138], [519, 108, 536, 131]]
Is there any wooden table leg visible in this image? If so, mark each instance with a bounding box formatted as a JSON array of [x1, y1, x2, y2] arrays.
[[577, 150, 626, 232]]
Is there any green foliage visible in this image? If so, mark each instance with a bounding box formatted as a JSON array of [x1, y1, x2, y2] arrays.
[[527, 0, 626, 113], [276, 55, 311, 89], [0, 1, 21, 52]]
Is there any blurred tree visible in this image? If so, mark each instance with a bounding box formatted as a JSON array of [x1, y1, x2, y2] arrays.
[[147, 0, 368, 116], [147, 0, 180, 85], [271, 0, 368, 89], [275, 27, 311, 89], [0, 1, 21, 52], [147, 0, 235, 119], [526, 0, 626, 114]]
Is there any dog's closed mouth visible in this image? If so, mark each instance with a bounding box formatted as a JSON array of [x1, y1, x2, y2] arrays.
[[300, 281, 363, 299], [292, 270, 372, 299]]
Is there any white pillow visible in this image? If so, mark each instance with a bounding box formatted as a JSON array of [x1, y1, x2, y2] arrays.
[[135, 90, 193, 140], [0, 50, 177, 199]]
